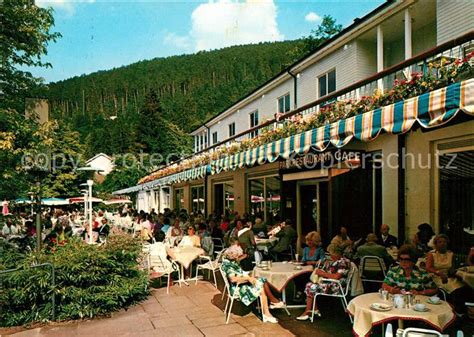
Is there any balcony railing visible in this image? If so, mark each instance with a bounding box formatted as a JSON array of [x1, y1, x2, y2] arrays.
[[150, 31, 474, 181], [199, 31, 473, 151]]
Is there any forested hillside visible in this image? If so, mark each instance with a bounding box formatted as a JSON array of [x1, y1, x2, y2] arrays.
[[46, 40, 303, 156]]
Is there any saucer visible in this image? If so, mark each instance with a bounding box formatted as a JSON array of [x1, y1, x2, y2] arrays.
[[413, 307, 430, 312], [427, 299, 442, 305], [370, 303, 392, 312]]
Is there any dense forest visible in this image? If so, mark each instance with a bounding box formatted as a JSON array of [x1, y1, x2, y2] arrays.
[[46, 41, 304, 157]]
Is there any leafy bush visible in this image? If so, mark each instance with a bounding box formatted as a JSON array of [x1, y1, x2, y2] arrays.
[[0, 234, 149, 327]]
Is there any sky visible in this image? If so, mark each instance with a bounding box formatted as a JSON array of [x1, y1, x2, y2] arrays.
[[33, 0, 385, 83]]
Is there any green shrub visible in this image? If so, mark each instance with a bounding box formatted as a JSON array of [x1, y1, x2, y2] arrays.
[[0, 234, 149, 327]]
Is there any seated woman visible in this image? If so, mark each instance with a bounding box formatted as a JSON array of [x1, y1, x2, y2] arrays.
[[426, 234, 473, 313], [221, 243, 284, 323], [302, 231, 325, 265], [382, 244, 437, 296], [179, 226, 201, 248], [296, 244, 351, 321]]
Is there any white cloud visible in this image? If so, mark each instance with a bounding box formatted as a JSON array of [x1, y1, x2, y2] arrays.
[[165, 0, 283, 52], [36, 0, 95, 16], [163, 32, 192, 51], [305, 11, 321, 23]]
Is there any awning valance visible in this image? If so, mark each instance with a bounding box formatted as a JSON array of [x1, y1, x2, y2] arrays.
[[211, 79, 474, 174], [112, 165, 208, 194]]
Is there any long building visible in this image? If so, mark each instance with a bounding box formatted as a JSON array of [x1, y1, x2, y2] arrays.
[[114, 0, 474, 252]]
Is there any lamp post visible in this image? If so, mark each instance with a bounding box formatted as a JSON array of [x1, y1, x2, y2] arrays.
[[87, 179, 94, 244], [79, 187, 88, 234], [77, 167, 103, 244]]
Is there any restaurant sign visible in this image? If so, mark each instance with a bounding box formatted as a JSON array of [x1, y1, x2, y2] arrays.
[[280, 149, 364, 171]]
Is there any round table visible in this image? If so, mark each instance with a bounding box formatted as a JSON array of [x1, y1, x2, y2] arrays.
[[456, 266, 474, 288], [167, 246, 204, 269], [255, 237, 278, 252], [167, 246, 204, 286], [347, 293, 455, 337], [254, 262, 313, 314]]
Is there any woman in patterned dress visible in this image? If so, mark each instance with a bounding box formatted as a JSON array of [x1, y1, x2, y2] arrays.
[[296, 244, 352, 321], [382, 244, 437, 295], [221, 242, 284, 323]]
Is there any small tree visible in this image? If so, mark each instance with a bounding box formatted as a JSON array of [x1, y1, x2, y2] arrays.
[[286, 15, 343, 63], [0, 0, 61, 110]]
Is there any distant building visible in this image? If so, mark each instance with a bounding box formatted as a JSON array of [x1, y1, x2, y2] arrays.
[[86, 153, 114, 182], [25, 98, 49, 124]]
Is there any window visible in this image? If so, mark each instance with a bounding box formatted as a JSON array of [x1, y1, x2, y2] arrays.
[[248, 175, 281, 224], [228, 122, 236, 137], [212, 131, 218, 144], [191, 185, 205, 215], [318, 69, 336, 98], [213, 181, 234, 216], [436, 140, 474, 253], [278, 93, 291, 114], [249, 110, 259, 138], [204, 133, 208, 149], [174, 188, 184, 211]]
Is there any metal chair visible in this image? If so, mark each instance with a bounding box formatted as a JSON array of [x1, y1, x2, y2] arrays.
[[149, 242, 180, 294], [195, 249, 225, 287], [310, 262, 357, 323], [212, 237, 225, 255], [401, 327, 443, 336], [359, 255, 386, 284], [219, 265, 245, 324]]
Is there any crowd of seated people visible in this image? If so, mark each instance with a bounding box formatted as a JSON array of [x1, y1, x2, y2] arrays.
[[3, 205, 473, 321]]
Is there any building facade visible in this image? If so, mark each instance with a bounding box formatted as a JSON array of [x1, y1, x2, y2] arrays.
[[115, 0, 474, 253]]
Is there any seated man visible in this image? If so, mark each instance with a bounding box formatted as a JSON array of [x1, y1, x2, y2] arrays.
[[357, 233, 394, 268], [270, 219, 296, 259], [378, 224, 398, 248], [382, 244, 437, 296]]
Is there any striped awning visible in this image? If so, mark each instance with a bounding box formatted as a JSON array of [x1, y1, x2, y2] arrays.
[[211, 78, 474, 174], [112, 165, 208, 194]]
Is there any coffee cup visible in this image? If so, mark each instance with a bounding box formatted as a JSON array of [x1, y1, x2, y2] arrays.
[[429, 296, 440, 304], [415, 303, 426, 311]]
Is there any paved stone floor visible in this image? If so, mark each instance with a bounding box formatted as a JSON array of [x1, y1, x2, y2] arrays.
[[0, 282, 296, 337], [2, 277, 471, 337]]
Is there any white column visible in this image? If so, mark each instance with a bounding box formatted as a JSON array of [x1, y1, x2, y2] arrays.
[[404, 8, 412, 78], [404, 9, 412, 60], [377, 25, 384, 91]]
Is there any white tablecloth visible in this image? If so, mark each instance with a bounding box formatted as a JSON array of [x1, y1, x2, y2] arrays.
[[253, 262, 312, 292], [255, 237, 278, 252], [167, 246, 204, 269], [347, 293, 455, 337], [456, 266, 474, 288]]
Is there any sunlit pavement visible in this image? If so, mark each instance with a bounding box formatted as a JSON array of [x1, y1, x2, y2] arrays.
[[0, 281, 295, 337]]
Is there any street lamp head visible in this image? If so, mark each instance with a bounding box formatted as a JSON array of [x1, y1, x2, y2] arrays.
[[87, 179, 94, 187]]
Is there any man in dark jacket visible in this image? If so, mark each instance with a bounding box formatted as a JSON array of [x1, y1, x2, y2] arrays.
[[271, 219, 296, 258], [378, 224, 398, 248]]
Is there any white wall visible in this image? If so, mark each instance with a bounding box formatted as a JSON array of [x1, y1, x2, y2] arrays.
[[207, 79, 294, 142], [437, 0, 474, 45], [87, 155, 114, 176], [298, 44, 358, 107]]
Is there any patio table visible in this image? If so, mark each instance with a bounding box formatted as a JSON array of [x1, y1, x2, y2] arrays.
[[167, 246, 204, 286], [456, 266, 474, 288], [254, 261, 313, 314], [347, 292, 455, 337], [255, 237, 278, 253]]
